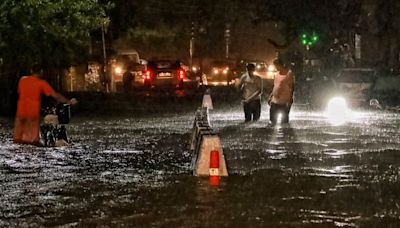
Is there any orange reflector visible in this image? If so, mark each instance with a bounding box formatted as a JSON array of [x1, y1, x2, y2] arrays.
[[209, 150, 220, 186], [210, 150, 219, 170], [209, 176, 220, 186]]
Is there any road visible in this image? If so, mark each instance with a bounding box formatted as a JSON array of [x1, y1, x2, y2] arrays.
[[0, 92, 399, 227]]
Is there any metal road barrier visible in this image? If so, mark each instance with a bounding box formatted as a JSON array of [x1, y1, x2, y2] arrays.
[[190, 93, 228, 178]]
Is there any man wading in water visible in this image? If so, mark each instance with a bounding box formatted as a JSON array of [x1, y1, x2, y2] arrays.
[[13, 65, 77, 146], [268, 58, 295, 124], [238, 63, 263, 122]]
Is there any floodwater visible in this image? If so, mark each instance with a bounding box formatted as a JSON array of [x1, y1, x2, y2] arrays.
[[0, 103, 399, 227]]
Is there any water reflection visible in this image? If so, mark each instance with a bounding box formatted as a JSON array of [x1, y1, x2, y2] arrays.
[[0, 107, 399, 227]]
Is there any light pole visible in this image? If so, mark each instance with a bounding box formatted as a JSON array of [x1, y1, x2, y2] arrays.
[[355, 33, 361, 66], [224, 23, 231, 59], [101, 18, 111, 92], [190, 22, 195, 69]]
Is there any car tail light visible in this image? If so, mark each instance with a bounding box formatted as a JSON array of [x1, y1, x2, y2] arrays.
[[178, 69, 186, 80], [145, 70, 152, 80]]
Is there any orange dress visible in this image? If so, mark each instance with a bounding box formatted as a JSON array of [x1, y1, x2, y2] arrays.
[[13, 76, 55, 145]]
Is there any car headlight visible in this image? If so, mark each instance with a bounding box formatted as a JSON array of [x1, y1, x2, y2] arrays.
[[222, 69, 228, 74], [325, 96, 352, 125], [114, 66, 123, 74], [266, 65, 276, 79], [213, 69, 219, 74], [268, 65, 275, 72]]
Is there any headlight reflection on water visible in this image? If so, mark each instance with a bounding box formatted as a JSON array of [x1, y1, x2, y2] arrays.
[[325, 97, 353, 126], [276, 113, 283, 124]]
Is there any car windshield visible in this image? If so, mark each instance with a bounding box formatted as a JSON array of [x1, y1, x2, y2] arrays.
[[116, 54, 139, 64], [337, 69, 375, 83], [149, 60, 179, 69], [254, 63, 267, 70]]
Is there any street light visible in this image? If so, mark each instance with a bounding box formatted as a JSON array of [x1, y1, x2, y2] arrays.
[[224, 23, 231, 59]]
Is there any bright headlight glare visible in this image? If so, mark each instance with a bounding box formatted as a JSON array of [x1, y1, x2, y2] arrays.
[[325, 97, 352, 125], [267, 71, 275, 79], [268, 65, 275, 72], [213, 69, 219, 74], [114, 66, 123, 74]]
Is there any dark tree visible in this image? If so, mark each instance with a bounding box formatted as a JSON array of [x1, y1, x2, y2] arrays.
[[0, 0, 111, 69]]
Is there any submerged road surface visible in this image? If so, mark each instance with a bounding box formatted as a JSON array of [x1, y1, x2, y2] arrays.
[[0, 101, 399, 227]]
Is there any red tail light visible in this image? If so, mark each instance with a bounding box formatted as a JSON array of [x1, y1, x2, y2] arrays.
[[178, 69, 186, 80], [145, 70, 152, 80]]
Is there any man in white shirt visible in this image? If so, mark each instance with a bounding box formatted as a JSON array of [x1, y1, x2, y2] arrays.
[[238, 63, 263, 122], [268, 58, 295, 124]]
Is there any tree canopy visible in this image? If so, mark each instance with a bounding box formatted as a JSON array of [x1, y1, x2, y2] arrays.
[[2, 1, 397, 69], [107, 0, 363, 60], [0, 0, 111, 68]]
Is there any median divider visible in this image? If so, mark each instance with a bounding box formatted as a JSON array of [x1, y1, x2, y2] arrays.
[[190, 91, 228, 179], [202, 88, 213, 110]]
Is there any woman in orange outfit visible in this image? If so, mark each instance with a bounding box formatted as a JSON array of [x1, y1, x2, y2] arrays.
[[13, 66, 77, 146]]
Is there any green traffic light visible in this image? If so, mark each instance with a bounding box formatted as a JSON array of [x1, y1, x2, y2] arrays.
[[300, 32, 318, 46]]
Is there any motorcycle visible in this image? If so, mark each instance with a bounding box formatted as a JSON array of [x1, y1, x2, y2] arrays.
[[40, 104, 71, 147]]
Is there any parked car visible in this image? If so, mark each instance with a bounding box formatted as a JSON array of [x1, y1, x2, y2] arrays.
[[144, 59, 188, 90], [204, 60, 235, 86], [109, 49, 145, 92]]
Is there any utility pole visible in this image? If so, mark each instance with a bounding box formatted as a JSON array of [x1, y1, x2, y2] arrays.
[[101, 20, 107, 74], [224, 23, 231, 59], [101, 18, 112, 93], [355, 34, 361, 66], [190, 21, 195, 69]]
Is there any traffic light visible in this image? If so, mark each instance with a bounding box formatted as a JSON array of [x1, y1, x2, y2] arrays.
[[191, 21, 195, 39], [224, 24, 231, 43], [300, 32, 319, 46]]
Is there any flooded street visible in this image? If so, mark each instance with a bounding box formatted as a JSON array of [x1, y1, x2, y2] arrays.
[[1, 101, 400, 227]]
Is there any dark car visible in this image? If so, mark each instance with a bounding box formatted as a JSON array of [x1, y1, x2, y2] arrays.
[[308, 68, 377, 109], [205, 60, 235, 86], [334, 68, 376, 108], [144, 59, 187, 90]]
